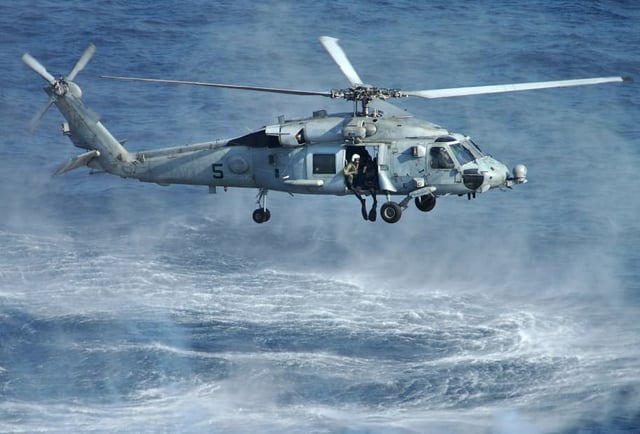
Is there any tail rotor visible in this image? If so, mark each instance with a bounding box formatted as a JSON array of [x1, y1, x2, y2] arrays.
[[22, 43, 96, 132], [27, 97, 56, 133]]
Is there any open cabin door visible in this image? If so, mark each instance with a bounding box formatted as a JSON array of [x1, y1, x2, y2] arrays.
[[344, 144, 396, 194]]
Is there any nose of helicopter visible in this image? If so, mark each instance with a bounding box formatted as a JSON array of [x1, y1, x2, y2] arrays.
[[486, 160, 528, 189], [487, 162, 509, 188]]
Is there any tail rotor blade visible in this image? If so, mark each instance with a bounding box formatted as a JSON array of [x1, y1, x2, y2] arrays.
[[22, 53, 56, 85], [67, 43, 96, 81], [28, 98, 55, 132], [319, 36, 364, 86]]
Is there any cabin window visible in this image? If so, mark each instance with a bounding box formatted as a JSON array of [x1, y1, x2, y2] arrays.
[[430, 146, 455, 169], [312, 154, 336, 174]]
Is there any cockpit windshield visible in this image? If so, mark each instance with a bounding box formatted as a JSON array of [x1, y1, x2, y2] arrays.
[[450, 142, 475, 166], [465, 138, 484, 157]]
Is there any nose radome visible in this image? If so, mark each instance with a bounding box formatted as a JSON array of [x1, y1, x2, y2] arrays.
[[487, 164, 508, 187], [512, 164, 528, 184]]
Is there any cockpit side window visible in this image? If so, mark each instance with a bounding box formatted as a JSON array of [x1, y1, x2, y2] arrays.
[[430, 146, 455, 169], [450, 143, 475, 166]]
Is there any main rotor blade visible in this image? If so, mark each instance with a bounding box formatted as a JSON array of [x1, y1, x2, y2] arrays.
[[404, 76, 631, 99], [101, 75, 332, 97], [67, 43, 96, 81], [319, 36, 364, 86], [22, 53, 56, 85]]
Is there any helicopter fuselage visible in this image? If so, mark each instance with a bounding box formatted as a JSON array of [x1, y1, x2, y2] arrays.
[[124, 111, 522, 201]]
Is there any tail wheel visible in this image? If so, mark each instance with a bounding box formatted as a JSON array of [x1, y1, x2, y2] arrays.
[[380, 202, 402, 224], [252, 208, 271, 224], [415, 194, 436, 212]]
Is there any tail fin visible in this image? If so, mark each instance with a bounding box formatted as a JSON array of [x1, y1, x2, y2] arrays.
[[22, 45, 136, 177]]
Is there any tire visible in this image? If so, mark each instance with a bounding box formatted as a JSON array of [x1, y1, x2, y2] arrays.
[[415, 194, 436, 212], [380, 202, 402, 223], [252, 208, 271, 223]]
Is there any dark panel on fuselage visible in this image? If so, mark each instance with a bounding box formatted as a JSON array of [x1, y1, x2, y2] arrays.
[[229, 130, 280, 148]]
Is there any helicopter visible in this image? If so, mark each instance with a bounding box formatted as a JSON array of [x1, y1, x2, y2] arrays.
[[22, 36, 631, 224]]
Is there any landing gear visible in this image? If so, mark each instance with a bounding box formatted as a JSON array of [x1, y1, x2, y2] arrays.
[[415, 194, 436, 212], [380, 201, 402, 224], [252, 207, 271, 224], [252, 188, 271, 224]]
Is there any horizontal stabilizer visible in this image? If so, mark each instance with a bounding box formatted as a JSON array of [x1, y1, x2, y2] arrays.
[[55, 149, 100, 175]]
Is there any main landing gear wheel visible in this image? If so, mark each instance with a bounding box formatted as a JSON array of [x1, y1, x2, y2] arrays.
[[252, 208, 271, 224], [380, 201, 402, 224], [253, 188, 271, 223], [415, 194, 436, 212]]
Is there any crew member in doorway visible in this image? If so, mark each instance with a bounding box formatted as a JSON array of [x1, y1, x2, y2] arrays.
[[344, 152, 378, 222], [344, 153, 360, 191]]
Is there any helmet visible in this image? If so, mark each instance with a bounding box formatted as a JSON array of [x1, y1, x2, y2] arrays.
[[351, 153, 360, 162]]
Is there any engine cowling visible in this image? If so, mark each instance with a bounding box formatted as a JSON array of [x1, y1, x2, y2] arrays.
[[265, 123, 306, 147]]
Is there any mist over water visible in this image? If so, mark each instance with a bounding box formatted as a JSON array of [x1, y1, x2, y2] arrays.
[[2, 1, 639, 433]]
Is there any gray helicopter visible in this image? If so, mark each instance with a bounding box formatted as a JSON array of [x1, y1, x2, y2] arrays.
[[22, 36, 630, 223]]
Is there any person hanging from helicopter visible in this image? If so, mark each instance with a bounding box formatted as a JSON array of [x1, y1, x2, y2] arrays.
[[359, 154, 378, 221], [344, 149, 378, 221]]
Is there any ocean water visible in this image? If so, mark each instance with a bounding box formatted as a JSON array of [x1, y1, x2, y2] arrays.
[[1, 1, 639, 433]]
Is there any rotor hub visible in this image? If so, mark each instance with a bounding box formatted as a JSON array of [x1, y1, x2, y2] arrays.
[[331, 86, 406, 115], [331, 86, 405, 101]]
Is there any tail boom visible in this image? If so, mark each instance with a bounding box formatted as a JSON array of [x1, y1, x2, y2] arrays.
[[52, 88, 136, 177]]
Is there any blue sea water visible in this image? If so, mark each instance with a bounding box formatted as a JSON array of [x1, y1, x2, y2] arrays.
[[1, 1, 639, 433]]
